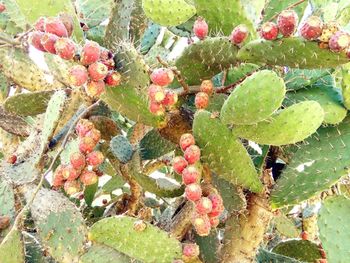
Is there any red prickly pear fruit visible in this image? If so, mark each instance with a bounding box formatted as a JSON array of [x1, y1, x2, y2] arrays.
[[208, 193, 224, 217], [52, 165, 65, 187], [193, 17, 208, 40], [41, 33, 58, 54], [184, 145, 201, 164], [44, 17, 68, 37], [7, 154, 17, 164], [64, 180, 81, 195], [34, 17, 46, 32], [105, 71, 121, 86], [58, 13, 74, 37], [69, 65, 89, 86], [150, 68, 174, 86], [80, 170, 98, 185], [54, 38, 76, 60], [185, 183, 202, 201], [85, 80, 106, 98], [100, 48, 111, 61], [200, 80, 214, 95], [81, 41, 101, 65], [86, 151, 104, 167], [162, 90, 178, 106], [301, 231, 309, 240], [0, 3, 6, 13], [85, 128, 101, 143], [61, 164, 80, 181], [329, 31, 350, 52], [260, 22, 279, 40], [102, 58, 115, 70], [277, 10, 299, 37], [70, 152, 86, 170], [192, 214, 211, 236], [182, 243, 200, 259], [300, 16, 323, 40], [148, 84, 166, 103], [173, 156, 188, 174], [88, 62, 109, 81], [230, 24, 249, 45], [195, 92, 209, 110], [76, 119, 94, 137], [149, 102, 165, 116], [209, 216, 220, 228], [79, 136, 97, 154], [30, 31, 46, 52], [182, 165, 200, 185], [179, 133, 195, 151], [195, 197, 213, 215]]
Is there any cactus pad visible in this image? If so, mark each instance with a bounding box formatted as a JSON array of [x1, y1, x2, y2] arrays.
[[271, 240, 322, 262], [233, 101, 324, 146], [80, 244, 138, 263], [274, 214, 300, 238], [257, 249, 302, 263], [76, 0, 113, 28], [110, 135, 133, 163], [88, 216, 182, 263], [341, 63, 350, 109], [193, 110, 263, 193], [0, 179, 15, 223], [0, 228, 25, 262], [221, 70, 286, 125], [284, 69, 331, 91], [140, 129, 176, 160]]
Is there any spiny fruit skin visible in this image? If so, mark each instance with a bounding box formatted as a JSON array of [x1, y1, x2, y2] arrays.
[[329, 31, 350, 52], [105, 71, 122, 86], [207, 193, 224, 217], [81, 41, 101, 65], [64, 180, 81, 195], [69, 65, 89, 86], [193, 17, 208, 40], [80, 170, 98, 186], [277, 10, 299, 37], [79, 137, 97, 154], [209, 216, 220, 228], [319, 22, 340, 43], [173, 156, 188, 174], [44, 17, 68, 37], [195, 197, 213, 215], [85, 128, 101, 143], [182, 243, 200, 259], [86, 151, 104, 167], [148, 84, 166, 103], [192, 214, 211, 236], [58, 13, 74, 37], [195, 92, 209, 110], [300, 16, 323, 40], [7, 155, 17, 164], [260, 22, 279, 40], [34, 17, 45, 32], [85, 80, 106, 98], [149, 102, 165, 116], [61, 165, 80, 181], [182, 165, 200, 185], [180, 133, 195, 151], [41, 33, 58, 54], [70, 152, 86, 170], [30, 32, 46, 52], [150, 68, 175, 86], [76, 119, 94, 137], [230, 24, 249, 45], [184, 145, 201, 164], [88, 62, 109, 81], [185, 183, 202, 201], [54, 38, 76, 60], [162, 90, 178, 106], [200, 80, 214, 95]]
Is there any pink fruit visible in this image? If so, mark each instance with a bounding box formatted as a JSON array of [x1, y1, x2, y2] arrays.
[[195, 197, 213, 215], [300, 16, 323, 40], [277, 10, 299, 37], [182, 243, 200, 259], [185, 183, 202, 201], [150, 68, 174, 86], [184, 145, 201, 164], [208, 193, 223, 211], [200, 80, 214, 95], [69, 65, 89, 86], [329, 31, 350, 52], [0, 3, 6, 13], [105, 71, 122, 86], [301, 231, 309, 240], [54, 38, 76, 60], [70, 152, 86, 170], [41, 33, 58, 54], [162, 90, 178, 106], [102, 58, 115, 70], [7, 155, 17, 164], [148, 84, 165, 103], [193, 17, 208, 40], [173, 156, 188, 174], [80, 170, 98, 185], [182, 165, 200, 185], [85, 128, 101, 143], [260, 22, 279, 40], [58, 13, 74, 37], [30, 32, 46, 52], [88, 62, 109, 81], [81, 41, 101, 65], [179, 133, 195, 151], [195, 92, 209, 109], [53, 165, 65, 187], [79, 137, 97, 154], [85, 80, 106, 98], [192, 214, 211, 236], [76, 119, 94, 137], [86, 151, 104, 167], [209, 216, 220, 228], [34, 17, 45, 32], [61, 165, 80, 181], [64, 180, 81, 195], [149, 102, 165, 116], [44, 17, 68, 37], [230, 24, 249, 45]]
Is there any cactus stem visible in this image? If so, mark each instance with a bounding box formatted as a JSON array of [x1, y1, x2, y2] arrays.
[[120, 164, 142, 215], [168, 201, 196, 240]]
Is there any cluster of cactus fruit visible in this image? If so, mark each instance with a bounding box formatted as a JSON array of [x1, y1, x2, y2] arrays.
[[2, 0, 350, 263]]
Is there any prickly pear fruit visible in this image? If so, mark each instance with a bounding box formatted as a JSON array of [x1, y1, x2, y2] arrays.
[[81, 41, 101, 65], [105, 71, 121, 86], [7, 154, 17, 164], [209, 216, 220, 228], [162, 90, 178, 106], [30, 31, 46, 52], [44, 17, 68, 37], [76, 119, 94, 137], [150, 68, 175, 86], [179, 133, 195, 151], [80, 170, 98, 185], [86, 151, 104, 167], [0, 3, 6, 13], [207, 193, 224, 217], [85, 80, 106, 98], [182, 165, 200, 185], [41, 33, 58, 54], [329, 31, 350, 52], [69, 65, 89, 86], [58, 13, 74, 37], [53, 165, 65, 187], [0, 216, 10, 230], [319, 22, 340, 43], [195, 92, 209, 110], [79, 137, 97, 154], [184, 145, 201, 164], [200, 80, 214, 95], [300, 16, 323, 40], [193, 17, 208, 40], [54, 38, 76, 60], [148, 84, 166, 103], [64, 180, 81, 195], [277, 10, 299, 37], [70, 152, 86, 170], [230, 24, 249, 45], [182, 243, 200, 260], [61, 164, 80, 181], [192, 214, 211, 236], [149, 102, 165, 116], [185, 183, 202, 201], [85, 128, 101, 143], [34, 17, 45, 32], [88, 62, 109, 81], [260, 22, 279, 40], [195, 197, 213, 214], [173, 156, 188, 174]]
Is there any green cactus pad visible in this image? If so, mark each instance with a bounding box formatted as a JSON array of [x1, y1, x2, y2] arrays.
[[193, 0, 256, 38], [140, 129, 176, 160], [274, 214, 300, 238], [284, 69, 332, 91], [237, 38, 350, 69], [0, 106, 31, 137], [0, 179, 15, 221], [174, 37, 239, 85], [206, 93, 228, 113], [318, 195, 350, 262], [271, 116, 350, 208], [262, 0, 308, 22], [0, 0, 28, 35], [76, 0, 113, 28], [44, 53, 76, 86], [221, 70, 286, 125], [4, 90, 54, 117], [224, 63, 260, 85], [257, 249, 302, 263], [142, 0, 196, 26], [80, 244, 138, 263], [0, 228, 25, 262], [140, 22, 162, 55], [195, 232, 220, 263], [272, 240, 322, 262], [233, 101, 324, 146], [88, 216, 182, 263], [110, 135, 133, 163], [341, 63, 350, 109], [193, 110, 263, 193]]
